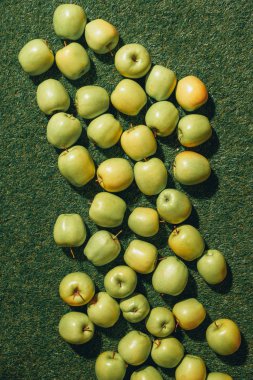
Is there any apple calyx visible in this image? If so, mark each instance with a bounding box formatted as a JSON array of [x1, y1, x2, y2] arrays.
[[82, 326, 92, 332], [172, 227, 180, 236]]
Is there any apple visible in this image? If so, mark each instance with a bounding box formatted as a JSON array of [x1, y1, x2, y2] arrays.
[[118, 330, 151, 366], [85, 19, 119, 54], [95, 351, 127, 380], [59, 272, 95, 306], [47, 113, 82, 149], [207, 373, 233, 380], [58, 311, 94, 344], [55, 42, 90, 80], [172, 298, 206, 330], [75, 85, 109, 119], [104, 265, 137, 299], [121, 125, 157, 161], [111, 79, 147, 116], [197, 249, 227, 285], [84, 230, 121, 266], [87, 292, 120, 328], [89, 192, 126, 227], [18, 39, 54, 75], [53, 4, 86, 40], [36, 79, 70, 115], [168, 225, 205, 261], [151, 337, 184, 368], [145, 306, 175, 337], [175, 355, 206, 380], [134, 158, 167, 195], [176, 75, 208, 111], [120, 294, 150, 323], [173, 151, 211, 185], [53, 213, 86, 248], [115, 43, 151, 78], [58, 145, 95, 187], [156, 188, 192, 224], [145, 64, 177, 101], [128, 207, 159, 237], [206, 319, 241, 355], [178, 114, 212, 147], [152, 256, 188, 296], [97, 158, 134, 192], [124, 239, 157, 274], [145, 101, 179, 137], [130, 366, 163, 380], [87, 114, 122, 149]]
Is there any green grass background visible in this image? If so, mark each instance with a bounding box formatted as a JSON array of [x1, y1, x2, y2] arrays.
[[1, 0, 252, 379]]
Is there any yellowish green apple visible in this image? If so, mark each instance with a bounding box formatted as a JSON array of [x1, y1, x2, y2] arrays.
[[97, 158, 134, 192], [151, 337, 184, 368], [121, 125, 157, 161], [18, 39, 54, 75], [47, 112, 82, 149], [55, 42, 90, 80], [75, 85, 109, 119], [134, 158, 167, 195], [115, 43, 151, 78], [175, 355, 206, 380], [124, 239, 158, 274], [178, 114, 212, 147], [118, 330, 151, 366], [59, 272, 95, 306], [173, 298, 206, 330], [87, 114, 122, 148], [36, 79, 70, 115], [130, 366, 163, 380], [120, 294, 150, 323], [197, 249, 227, 284], [53, 4, 87, 40], [145, 64, 177, 100], [104, 265, 137, 298], [207, 373, 233, 380], [85, 19, 119, 54], [89, 192, 126, 227], [95, 351, 127, 380], [176, 75, 208, 111], [87, 292, 120, 328], [58, 311, 94, 344], [145, 306, 175, 337], [206, 319, 241, 355], [145, 101, 179, 137], [156, 189, 192, 224], [128, 207, 159, 237], [173, 151, 211, 185], [53, 213, 86, 247]]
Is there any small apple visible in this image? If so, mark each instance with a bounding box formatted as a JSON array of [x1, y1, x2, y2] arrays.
[[197, 249, 227, 285], [115, 43, 151, 78], [207, 373, 233, 380], [176, 75, 208, 112], [173, 151, 211, 185], [97, 158, 134, 192], [18, 39, 54, 75], [124, 239, 158, 274], [95, 351, 127, 380], [85, 19, 119, 54], [87, 114, 122, 149], [47, 113, 82, 149], [59, 272, 95, 306], [84, 230, 121, 266], [206, 319, 241, 355], [58, 311, 94, 344], [130, 366, 163, 380], [120, 294, 150, 323], [89, 192, 126, 228], [53, 4, 87, 40], [121, 125, 157, 161], [118, 330, 151, 366], [151, 337, 184, 368], [36, 79, 70, 115], [55, 42, 90, 80], [58, 145, 95, 187], [111, 79, 147, 116], [172, 298, 206, 330], [156, 188, 192, 224], [175, 355, 206, 380], [134, 158, 167, 195], [152, 256, 188, 296], [87, 292, 120, 328], [53, 213, 86, 248], [104, 265, 137, 299], [145, 101, 179, 137], [145, 64, 177, 101], [145, 306, 175, 337], [128, 207, 159, 237], [177, 114, 212, 147], [75, 85, 109, 119]]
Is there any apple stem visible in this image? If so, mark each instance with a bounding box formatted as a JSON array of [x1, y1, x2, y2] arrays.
[[113, 230, 123, 239], [159, 219, 166, 223], [110, 50, 114, 57], [173, 226, 179, 235], [112, 351, 116, 359], [154, 340, 161, 347], [153, 129, 157, 138], [158, 256, 166, 261], [64, 40, 67, 47], [73, 289, 86, 302], [70, 247, 75, 259], [175, 320, 179, 332], [215, 321, 221, 328], [65, 147, 69, 153]]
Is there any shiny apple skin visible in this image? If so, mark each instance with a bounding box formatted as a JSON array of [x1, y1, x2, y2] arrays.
[[206, 319, 241, 355], [173, 298, 206, 330]]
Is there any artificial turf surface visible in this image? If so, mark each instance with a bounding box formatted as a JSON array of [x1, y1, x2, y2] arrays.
[[1, 0, 252, 379]]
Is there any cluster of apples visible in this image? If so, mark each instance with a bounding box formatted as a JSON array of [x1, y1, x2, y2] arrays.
[[18, 3, 241, 380]]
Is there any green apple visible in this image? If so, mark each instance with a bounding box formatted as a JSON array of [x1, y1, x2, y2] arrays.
[[134, 158, 167, 195], [146, 306, 175, 337], [84, 230, 121, 266], [118, 330, 151, 366], [111, 79, 147, 116], [46, 112, 82, 149], [58, 145, 95, 187], [151, 337, 184, 368], [104, 265, 137, 299], [168, 225, 205, 261], [97, 158, 134, 192], [87, 292, 120, 328], [89, 192, 126, 227], [176, 75, 208, 112], [207, 373, 233, 380], [59, 272, 95, 306], [197, 249, 227, 284], [18, 39, 54, 75], [58, 312, 94, 344], [53, 4, 87, 40], [115, 43, 151, 78], [120, 294, 150, 323], [173, 151, 211, 185], [206, 319, 241, 355], [95, 351, 127, 380], [145, 64, 177, 101], [156, 188, 192, 224], [128, 207, 159, 237], [55, 42, 90, 80], [53, 213, 86, 247], [131, 366, 163, 380], [75, 85, 109, 119], [173, 298, 206, 330], [85, 19, 119, 54], [175, 355, 206, 380], [124, 239, 157, 274], [178, 114, 212, 147], [121, 125, 157, 161], [145, 101, 179, 137], [87, 114, 122, 148], [152, 256, 188, 296], [36, 79, 70, 115]]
